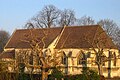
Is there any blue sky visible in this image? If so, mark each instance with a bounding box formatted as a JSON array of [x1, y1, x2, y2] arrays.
[[0, 0, 120, 34]]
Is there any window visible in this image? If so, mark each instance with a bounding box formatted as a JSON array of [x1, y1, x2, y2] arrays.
[[77, 51, 87, 66], [113, 52, 116, 66], [68, 51, 72, 57], [108, 51, 116, 66], [18, 55, 24, 63], [77, 53, 83, 65], [29, 54, 33, 65], [38, 59, 42, 65], [36, 53, 42, 65], [77, 57, 83, 65], [86, 52, 91, 58], [61, 51, 67, 65], [17, 50, 26, 63], [102, 62, 105, 66]]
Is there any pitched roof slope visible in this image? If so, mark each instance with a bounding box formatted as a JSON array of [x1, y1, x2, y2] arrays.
[[5, 28, 62, 49], [5, 25, 117, 49], [55, 25, 117, 49]]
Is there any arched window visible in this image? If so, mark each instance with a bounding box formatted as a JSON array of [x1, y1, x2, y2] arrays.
[[77, 53, 83, 65], [18, 54, 24, 63], [37, 53, 42, 65], [29, 53, 33, 65], [113, 52, 116, 66], [102, 56, 106, 66], [61, 51, 67, 65], [17, 50, 26, 63], [68, 51, 72, 57], [77, 51, 87, 66], [86, 52, 91, 58]]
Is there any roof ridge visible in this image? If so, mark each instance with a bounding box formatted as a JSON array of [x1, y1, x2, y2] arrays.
[[5, 25, 117, 49], [15, 25, 100, 31], [54, 26, 67, 47]]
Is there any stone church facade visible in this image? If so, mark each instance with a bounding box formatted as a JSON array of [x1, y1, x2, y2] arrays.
[[0, 25, 120, 77]]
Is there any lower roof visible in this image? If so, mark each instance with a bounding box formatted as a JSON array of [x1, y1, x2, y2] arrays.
[[0, 50, 15, 59]]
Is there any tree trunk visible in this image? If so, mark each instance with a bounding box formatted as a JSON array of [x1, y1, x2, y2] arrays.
[[108, 51, 111, 79], [42, 68, 48, 80], [98, 64, 103, 76]]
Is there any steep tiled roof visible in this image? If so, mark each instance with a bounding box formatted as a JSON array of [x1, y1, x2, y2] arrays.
[[55, 25, 117, 49], [4, 25, 117, 49], [5, 27, 62, 49]]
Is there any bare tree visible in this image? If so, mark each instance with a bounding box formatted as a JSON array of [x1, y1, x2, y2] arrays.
[[18, 28, 63, 80], [97, 19, 118, 37], [25, 5, 60, 29], [115, 29, 120, 49], [97, 19, 120, 49], [0, 30, 9, 52], [25, 5, 78, 29], [76, 16, 95, 25], [58, 9, 76, 27], [83, 29, 112, 76]]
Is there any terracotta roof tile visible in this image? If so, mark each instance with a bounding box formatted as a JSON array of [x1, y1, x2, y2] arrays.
[[55, 25, 117, 49], [4, 25, 117, 49], [5, 28, 62, 49]]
